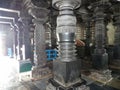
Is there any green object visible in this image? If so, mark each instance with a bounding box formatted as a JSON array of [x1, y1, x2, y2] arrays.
[[19, 60, 32, 73]]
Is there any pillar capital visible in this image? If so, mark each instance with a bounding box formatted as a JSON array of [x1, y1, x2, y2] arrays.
[[32, 18, 47, 24], [23, 0, 49, 10], [20, 10, 32, 26], [28, 7, 49, 20], [52, 0, 81, 10], [53, 0, 81, 34]]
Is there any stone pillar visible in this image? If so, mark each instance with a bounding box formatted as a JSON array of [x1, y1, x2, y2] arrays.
[[89, 0, 112, 83], [113, 3, 120, 61], [92, 1, 109, 70], [46, 0, 89, 90], [53, 1, 81, 86], [28, 7, 51, 79], [12, 27, 17, 59], [50, 10, 58, 48], [15, 27, 21, 60], [19, 27, 24, 60], [12, 28, 16, 59], [16, 22, 25, 60], [21, 17, 31, 60], [33, 19, 47, 66]]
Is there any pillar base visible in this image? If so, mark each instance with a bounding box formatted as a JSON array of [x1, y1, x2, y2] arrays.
[[113, 45, 120, 60], [92, 53, 108, 70], [32, 66, 51, 80], [88, 69, 112, 84], [107, 45, 114, 64], [46, 78, 89, 90], [53, 60, 81, 87]]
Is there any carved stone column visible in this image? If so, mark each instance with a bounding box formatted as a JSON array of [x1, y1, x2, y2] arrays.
[[92, 1, 109, 70], [15, 26, 20, 60], [19, 26, 24, 60], [28, 7, 51, 79], [113, 3, 120, 62], [46, 0, 89, 90], [20, 15, 32, 60], [17, 22, 26, 60], [33, 19, 47, 66], [12, 27, 17, 59], [90, 0, 112, 83], [50, 9, 58, 48]]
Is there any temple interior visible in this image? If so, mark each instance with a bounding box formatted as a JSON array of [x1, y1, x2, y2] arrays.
[[0, 0, 120, 90]]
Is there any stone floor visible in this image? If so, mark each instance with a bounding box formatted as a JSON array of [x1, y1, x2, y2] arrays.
[[7, 78, 49, 90], [7, 79, 119, 90], [0, 57, 119, 90], [4, 73, 119, 90]]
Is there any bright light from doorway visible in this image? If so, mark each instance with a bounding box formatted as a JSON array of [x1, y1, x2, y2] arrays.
[[0, 57, 19, 89], [0, 36, 3, 56]]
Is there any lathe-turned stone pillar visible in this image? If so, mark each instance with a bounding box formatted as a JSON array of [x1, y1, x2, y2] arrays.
[[53, 0, 81, 86], [92, 2, 109, 70], [47, 0, 89, 90], [90, 0, 112, 83], [29, 7, 51, 79], [113, 3, 120, 61]]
